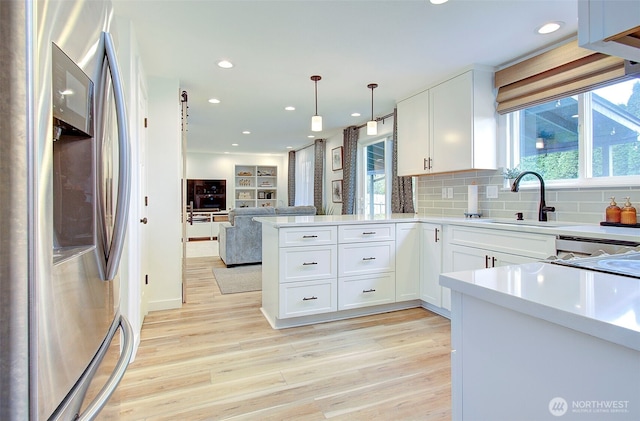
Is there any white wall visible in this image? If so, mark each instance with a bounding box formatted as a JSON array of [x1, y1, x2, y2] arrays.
[[146, 76, 182, 311], [186, 152, 288, 210]]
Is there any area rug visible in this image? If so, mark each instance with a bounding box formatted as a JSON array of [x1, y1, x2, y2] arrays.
[[212, 264, 261, 294]]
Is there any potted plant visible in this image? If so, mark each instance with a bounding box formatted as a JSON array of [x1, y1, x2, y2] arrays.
[[502, 167, 521, 188]]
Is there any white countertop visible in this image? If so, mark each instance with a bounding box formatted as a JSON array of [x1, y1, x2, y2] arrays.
[[254, 213, 640, 243], [440, 262, 640, 351]]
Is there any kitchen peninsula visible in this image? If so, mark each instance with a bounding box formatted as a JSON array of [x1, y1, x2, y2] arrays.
[[255, 214, 640, 331]]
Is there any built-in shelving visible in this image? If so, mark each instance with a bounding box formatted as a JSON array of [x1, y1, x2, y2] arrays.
[[234, 165, 277, 208]]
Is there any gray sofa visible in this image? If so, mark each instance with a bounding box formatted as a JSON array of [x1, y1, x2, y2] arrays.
[[218, 205, 316, 266]]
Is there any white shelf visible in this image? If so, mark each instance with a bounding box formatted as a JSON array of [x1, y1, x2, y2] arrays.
[[234, 165, 278, 208]]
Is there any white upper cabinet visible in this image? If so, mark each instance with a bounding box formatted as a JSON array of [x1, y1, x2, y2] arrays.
[[396, 67, 496, 176], [397, 91, 430, 176], [578, 0, 640, 61]]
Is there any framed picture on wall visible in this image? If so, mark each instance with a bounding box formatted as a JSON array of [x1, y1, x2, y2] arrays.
[[331, 146, 343, 171], [332, 179, 343, 203]]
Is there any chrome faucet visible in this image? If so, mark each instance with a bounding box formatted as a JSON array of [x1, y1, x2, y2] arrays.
[[510, 171, 555, 221]]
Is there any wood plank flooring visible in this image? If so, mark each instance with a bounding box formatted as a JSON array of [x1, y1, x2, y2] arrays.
[[99, 256, 452, 420]]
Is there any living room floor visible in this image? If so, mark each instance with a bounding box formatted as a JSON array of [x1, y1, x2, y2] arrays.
[[99, 242, 452, 420]]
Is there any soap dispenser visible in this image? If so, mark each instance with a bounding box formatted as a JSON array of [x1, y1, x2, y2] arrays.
[[605, 196, 621, 223], [620, 197, 637, 225]]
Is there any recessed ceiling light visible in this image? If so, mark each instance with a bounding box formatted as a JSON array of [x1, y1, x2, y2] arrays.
[[242, 131, 251, 134], [285, 106, 295, 111], [217, 60, 233, 69], [224, 151, 230, 154], [537, 21, 564, 34], [430, 0, 449, 4], [308, 135, 315, 138], [351, 112, 361, 117], [286, 146, 293, 149], [231, 143, 238, 146], [208, 98, 220, 104]]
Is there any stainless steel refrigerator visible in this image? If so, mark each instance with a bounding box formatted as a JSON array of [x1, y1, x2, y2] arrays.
[[1, 0, 133, 419]]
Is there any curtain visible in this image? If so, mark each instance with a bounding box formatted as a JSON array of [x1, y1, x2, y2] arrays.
[[294, 145, 314, 206], [341, 126, 359, 215], [391, 108, 415, 213], [287, 150, 295, 206], [495, 39, 629, 114], [313, 139, 325, 212]]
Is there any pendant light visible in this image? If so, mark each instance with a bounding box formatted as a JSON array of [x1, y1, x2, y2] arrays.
[[310, 75, 322, 132], [367, 83, 378, 135]]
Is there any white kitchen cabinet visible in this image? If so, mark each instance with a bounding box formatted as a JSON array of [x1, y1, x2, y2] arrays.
[[397, 91, 430, 176], [396, 67, 497, 176], [578, 0, 640, 61], [444, 225, 556, 273], [420, 223, 444, 309], [429, 69, 496, 174], [394, 223, 421, 301]]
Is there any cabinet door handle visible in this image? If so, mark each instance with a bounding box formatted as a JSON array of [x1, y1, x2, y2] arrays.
[[302, 262, 318, 266], [423, 158, 428, 170], [302, 235, 318, 238], [492, 256, 497, 267], [302, 296, 318, 301], [428, 157, 433, 169], [434, 228, 439, 243], [485, 255, 490, 269], [362, 289, 376, 293], [362, 257, 376, 261], [362, 231, 376, 235]]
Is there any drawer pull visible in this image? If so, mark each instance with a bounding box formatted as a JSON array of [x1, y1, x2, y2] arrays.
[[302, 296, 318, 301], [362, 231, 376, 235], [362, 257, 376, 261], [302, 235, 318, 238], [302, 262, 318, 266], [362, 289, 376, 293]]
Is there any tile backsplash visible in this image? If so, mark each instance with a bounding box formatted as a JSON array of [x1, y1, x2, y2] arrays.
[[415, 170, 640, 224]]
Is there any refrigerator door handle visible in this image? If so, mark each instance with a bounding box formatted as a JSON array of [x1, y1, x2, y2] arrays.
[[102, 31, 132, 281], [77, 315, 134, 421]]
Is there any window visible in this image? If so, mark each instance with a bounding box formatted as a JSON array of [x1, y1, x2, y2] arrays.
[[294, 145, 314, 205], [508, 78, 640, 185], [357, 137, 392, 216]]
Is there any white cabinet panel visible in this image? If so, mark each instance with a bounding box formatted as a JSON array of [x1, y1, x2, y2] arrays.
[[279, 278, 337, 318], [421, 223, 443, 307], [397, 91, 430, 176], [280, 245, 337, 283], [279, 226, 337, 247], [396, 222, 421, 301], [338, 241, 395, 277], [338, 224, 395, 243], [338, 273, 395, 310]]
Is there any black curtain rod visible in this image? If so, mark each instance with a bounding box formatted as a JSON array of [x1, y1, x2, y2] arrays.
[[354, 111, 394, 130]]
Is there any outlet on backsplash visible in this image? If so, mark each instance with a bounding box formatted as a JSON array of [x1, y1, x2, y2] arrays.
[[486, 185, 498, 199]]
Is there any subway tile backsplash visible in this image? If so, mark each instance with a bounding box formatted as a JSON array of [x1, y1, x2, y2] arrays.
[[415, 170, 640, 224]]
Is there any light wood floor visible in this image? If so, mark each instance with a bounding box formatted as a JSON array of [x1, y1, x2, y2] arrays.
[[100, 256, 452, 420]]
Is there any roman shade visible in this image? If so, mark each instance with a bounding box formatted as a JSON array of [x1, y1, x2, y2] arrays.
[[495, 39, 629, 114]]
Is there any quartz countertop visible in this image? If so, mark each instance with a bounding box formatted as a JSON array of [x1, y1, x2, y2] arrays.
[[440, 262, 640, 351], [254, 213, 640, 243]]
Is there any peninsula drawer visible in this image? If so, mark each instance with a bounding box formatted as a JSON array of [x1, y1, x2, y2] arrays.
[[338, 273, 395, 310], [279, 245, 337, 283], [279, 226, 337, 247], [338, 224, 395, 243], [338, 241, 395, 277], [279, 278, 337, 318]]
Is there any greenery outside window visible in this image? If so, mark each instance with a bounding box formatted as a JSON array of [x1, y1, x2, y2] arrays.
[[508, 78, 640, 186]]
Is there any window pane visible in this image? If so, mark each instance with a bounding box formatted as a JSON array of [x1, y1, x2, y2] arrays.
[[518, 97, 579, 180], [364, 141, 386, 217], [590, 80, 640, 178]]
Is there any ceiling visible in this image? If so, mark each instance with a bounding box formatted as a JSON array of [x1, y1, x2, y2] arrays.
[[112, 0, 578, 155]]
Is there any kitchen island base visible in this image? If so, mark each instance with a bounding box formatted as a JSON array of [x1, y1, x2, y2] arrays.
[[449, 291, 640, 420]]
